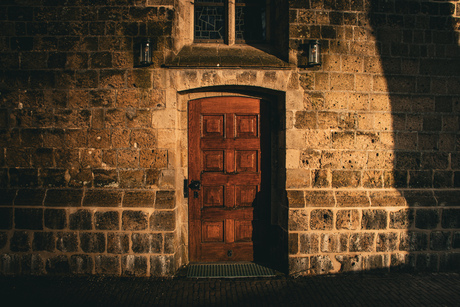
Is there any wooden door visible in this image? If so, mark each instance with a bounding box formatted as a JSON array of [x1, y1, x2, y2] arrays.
[[188, 96, 266, 262]]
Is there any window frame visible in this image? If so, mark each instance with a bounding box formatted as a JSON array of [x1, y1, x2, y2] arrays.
[[193, 0, 270, 45]]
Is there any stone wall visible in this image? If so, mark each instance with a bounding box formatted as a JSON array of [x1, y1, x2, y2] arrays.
[[0, 0, 178, 276], [0, 0, 459, 277], [288, 0, 460, 274]]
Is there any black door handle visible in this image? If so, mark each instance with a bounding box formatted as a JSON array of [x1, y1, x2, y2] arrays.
[[188, 180, 201, 190]]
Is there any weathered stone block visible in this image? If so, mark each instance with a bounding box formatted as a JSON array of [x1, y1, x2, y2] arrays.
[[83, 190, 122, 207], [0, 189, 16, 206], [363, 254, 388, 272], [416, 253, 439, 272], [150, 211, 175, 231], [439, 253, 460, 272], [70, 255, 93, 275], [390, 253, 416, 272], [362, 209, 387, 230], [289, 257, 310, 276], [430, 231, 452, 251], [376, 233, 399, 252], [122, 210, 148, 230], [400, 232, 428, 251], [287, 190, 305, 208], [119, 170, 145, 188], [320, 233, 348, 253], [289, 210, 309, 231], [0, 254, 21, 275], [332, 170, 360, 188], [0, 207, 12, 229], [95, 211, 119, 230], [44, 209, 67, 229], [15, 208, 43, 230], [93, 169, 119, 188], [95, 255, 120, 276], [409, 170, 432, 188], [150, 255, 174, 277], [46, 255, 70, 275], [21, 254, 45, 275], [436, 191, 460, 207], [441, 209, 460, 228], [305, 191, 334, 207], [286, 169, 311, 188], [56, 232, 78, 252], [415, 209, 439, 229], [390, 209, 414, 229], [336, 191, 369, 207], [155, 191, 175, 209], [45, 189, 83, 207], [300, 150, 321, 168], [310, 209, 333, 230], [404, 190, 437, 207], [122, 255, 147, 276], [9, 168, 38, 187], [32, 232, 55, 252], [289, 233, 298, 255], [370, 190, 406, 207], [336, 210, 360, 230], [69, 209, 92, 230], [294, 111, 316, 129], [336, 255, 363, 273], [123, 190, 155, 208], [10, 231, 30, 252], [310, 255, 334, 275], [311, 169, 330, 188], [132, 233, 163, 254], [299, 233, 319, 254], [350, 233, 375, 252], [164, 232, 174, 254], [107, 232, 129, 254], [15, 189, 45, 206], [80, 232, 105, 253]]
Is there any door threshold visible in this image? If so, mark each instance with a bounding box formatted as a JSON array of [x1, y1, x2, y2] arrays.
[[186, 262, 278, 278]]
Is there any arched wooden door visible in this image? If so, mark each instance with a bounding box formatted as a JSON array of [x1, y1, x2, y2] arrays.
[[188, 96, 268, 262]]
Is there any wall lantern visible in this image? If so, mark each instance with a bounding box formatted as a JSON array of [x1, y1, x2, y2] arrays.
[[139, 39, 153, 66], [307, 40, 321, 66]]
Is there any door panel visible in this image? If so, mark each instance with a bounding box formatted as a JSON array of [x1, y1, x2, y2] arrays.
[[188, 96, 264, 262]]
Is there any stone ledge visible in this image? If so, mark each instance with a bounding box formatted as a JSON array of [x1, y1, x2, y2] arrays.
[[164, 44, 292, 69]]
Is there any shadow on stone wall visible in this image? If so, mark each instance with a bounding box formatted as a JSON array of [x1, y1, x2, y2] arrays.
[[369, 0, 460, 271]]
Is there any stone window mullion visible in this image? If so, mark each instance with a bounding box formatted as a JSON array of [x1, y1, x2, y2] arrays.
[[228, 0, 236, 45]]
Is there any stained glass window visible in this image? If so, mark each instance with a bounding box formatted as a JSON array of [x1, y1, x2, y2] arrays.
[[194, 0, 225, 42], [194, 0, 267, 43]]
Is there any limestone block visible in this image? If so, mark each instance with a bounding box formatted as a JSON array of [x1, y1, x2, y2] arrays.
[[300, 149, 321, 168], [310, 209, 333, 230], [336, 190, 370, 207], [299, 233, 319, 254], [399, 232, 428, 252], [311, 169, 331, 188], [336, 210, 360, 230], [156, 129, 176, 149], [95, 255, 120, 276], [152, 109, 176, 129], [305, 191, 334, 207], [122, 210, 148, 231], [349, 232, 375, 252], [46, 256, 70, 275], [430, 231, 452, 251], [56, 232, 78, 253], [286, 129, 306, 149], [324, 92, 348, 110], [336, 255, 363, 273], [107, 233, 129, 254], [95, 211, 119, 230], [289, 209, 309, 231], [390, 209, 414, 229], [286, 169, 311, 189], [122, 255, 147, 276], [332, 170, 361, 188], [286, 149, 300, 169], [310, 255, 335, 275], [305, 130, 331, 149], [376, 232, 399, 252], [132, 233, 162, 253], [80, 232, 105, 253], [415, 209, 439, 229], [362, 209, 388, 230], [320, 233, 348, 253]]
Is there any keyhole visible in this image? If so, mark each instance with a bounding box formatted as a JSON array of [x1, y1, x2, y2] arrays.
[[194, 191, 199, 198], [227, 250, 233, 257]]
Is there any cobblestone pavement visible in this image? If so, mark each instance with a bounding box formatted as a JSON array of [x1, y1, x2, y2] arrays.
[[1, 272, 459, 307]]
